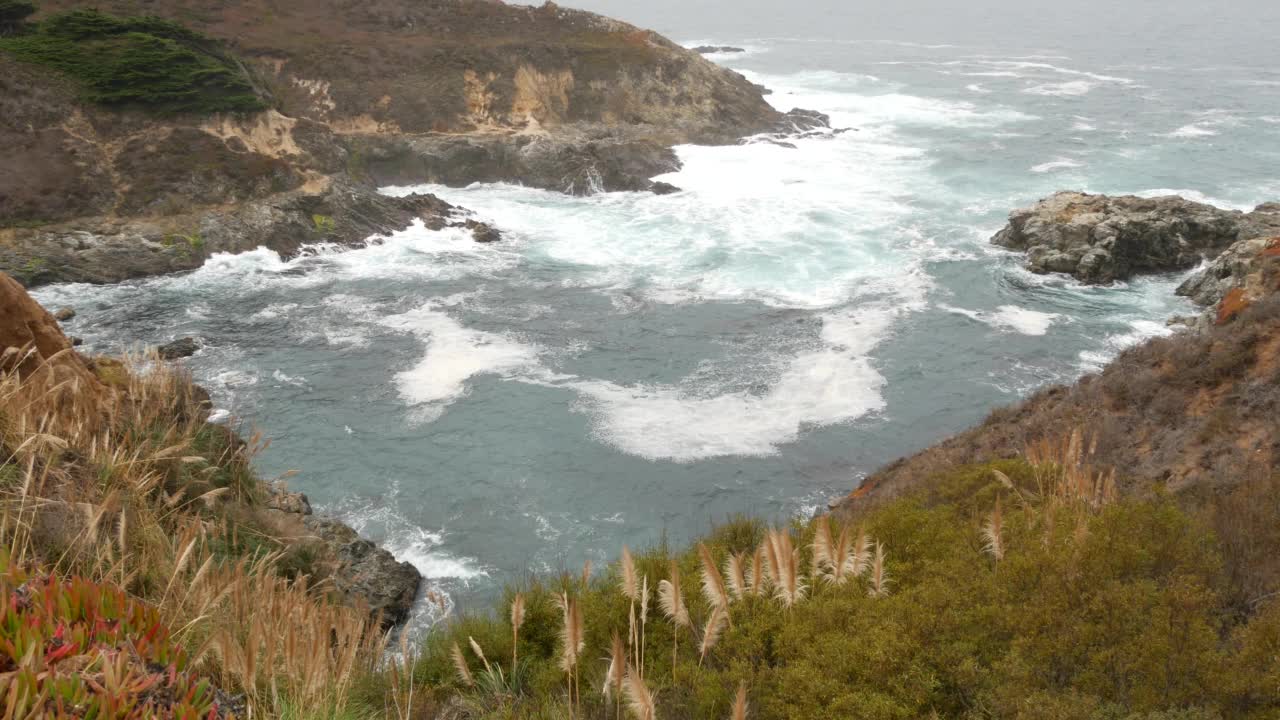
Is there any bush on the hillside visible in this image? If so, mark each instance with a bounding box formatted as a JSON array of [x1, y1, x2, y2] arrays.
[[0, 1, 34, 33], [0, 8, 265, 113], [413, 462, 1280, 719], [0, 557, 233, 718]]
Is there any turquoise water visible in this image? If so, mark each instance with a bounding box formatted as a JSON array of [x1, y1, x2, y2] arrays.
[[34, 11, 1280, 631]]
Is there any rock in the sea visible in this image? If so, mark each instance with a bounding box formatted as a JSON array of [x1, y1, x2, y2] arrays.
[[692, 45, 746, 54], [650, 181, 681, 195], [302, 516, 422, 628], [464, 220, 502, 244], [157, 337, 200, 360], [69, 336, 83, 347], [54, 307, 76, 322], [774, 108, 831, 134], [992, 192, 1280, 284], [265, 481, 313, 516]]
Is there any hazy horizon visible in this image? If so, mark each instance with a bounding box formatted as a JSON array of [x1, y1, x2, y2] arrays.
[[561, 0, 1280, 67]]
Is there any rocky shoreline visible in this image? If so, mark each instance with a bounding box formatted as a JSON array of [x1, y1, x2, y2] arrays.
[[1, 271, 423, 627], [833, 190, 1280, 514], [1, 0, 839, 290]]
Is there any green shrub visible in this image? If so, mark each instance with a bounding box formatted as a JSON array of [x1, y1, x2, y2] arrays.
[[0, 1, 35, 33], [415, 463, 1280, 719], [0, 9, 265, 114], [312, 214, 337, 235]]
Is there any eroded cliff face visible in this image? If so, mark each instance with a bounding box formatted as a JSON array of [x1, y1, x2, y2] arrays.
[[34, 0, 781, 142], [833, 244, 1280, 515], [3, 1, 793, 286]]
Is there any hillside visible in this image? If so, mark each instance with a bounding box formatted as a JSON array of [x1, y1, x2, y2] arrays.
[[33, 0, 779, 140], [1, 1, 804, 287]]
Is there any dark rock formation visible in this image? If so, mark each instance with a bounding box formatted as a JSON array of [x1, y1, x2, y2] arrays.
[[349, 127, 682, 196], [53, 307, 75, 321], [1178, 235, 1280, 307], [1, 178, 468, 287], [265, 481, 422, 628], [157, 337, 200, 361], [692, 45, 746, 54], [992, 192, 1280, 284], [774, 108, 832, 134], [650, 181, 681, 195], [303, 517, 422, 628]]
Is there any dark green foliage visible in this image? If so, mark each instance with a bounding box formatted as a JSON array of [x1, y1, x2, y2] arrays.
[[0, 1, 35, 32], [416, 462, 1280, 719], [0, 9, 265, 114]]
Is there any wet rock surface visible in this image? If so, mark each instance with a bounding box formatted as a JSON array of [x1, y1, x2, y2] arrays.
[[992, 191, 1280, 284], [157, 337, 200, 360], [264, 482, 421, 628]]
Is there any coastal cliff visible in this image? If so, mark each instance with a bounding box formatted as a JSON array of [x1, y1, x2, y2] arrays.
[[835, 191, 1280, 513], [0, 270, 421, 627], [0, 0, 809, 287]]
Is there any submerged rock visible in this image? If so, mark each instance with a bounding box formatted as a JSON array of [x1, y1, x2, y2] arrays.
[[54, 307, 75, 321], [692, 45, 747, 54], [157, 337, 200, 360], [992, 191, 1280, 284], [464, 220, 502, 244]]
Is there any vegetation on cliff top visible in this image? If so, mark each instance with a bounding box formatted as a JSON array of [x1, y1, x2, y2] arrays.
[[410, 450, 1280, 720], [0, 7, 265, 113], [0, 338, 397, 717]]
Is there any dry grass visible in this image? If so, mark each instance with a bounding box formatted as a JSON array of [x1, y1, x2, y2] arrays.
[[0, 347, 393, 718]]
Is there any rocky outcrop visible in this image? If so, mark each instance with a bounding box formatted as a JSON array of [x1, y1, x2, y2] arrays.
[[0, 177, 485, 287], [1, 276, 423, 628], [1178, 235, 1280, 308], [265, 482, 421, 628], [992, 192, 1280, 284], [832, 288, 1280, 515], [3, 1, 804, 286], [351, 126, 682, 195], [157, 337, 201, 361]]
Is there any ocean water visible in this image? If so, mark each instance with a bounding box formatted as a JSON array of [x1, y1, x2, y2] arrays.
[[33, 2, 1280, 631]]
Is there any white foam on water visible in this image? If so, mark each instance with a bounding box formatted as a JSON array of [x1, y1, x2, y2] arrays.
[[1129, 188, 1254, 211], [939, 303, 1059, 336], [1024, 79, 1095, 97], [1079, 320, 1176, 372], [1031, 158, 1085, 173], [380, 299, 540, 420], [1166, 123, 1219, 138], [271, 369, 308, 387], [965, 83, 991, 94], [1072, 118, 1098, 131], [526, 304, 901, 461], [991, 305, 1060, 335]]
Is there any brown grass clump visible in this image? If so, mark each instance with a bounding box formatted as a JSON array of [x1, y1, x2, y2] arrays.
[[0, 347, 392, 717], [698, 542, 731, 619], [732, 681, 749, 720]]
